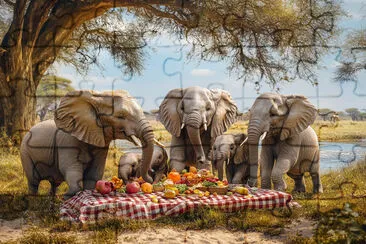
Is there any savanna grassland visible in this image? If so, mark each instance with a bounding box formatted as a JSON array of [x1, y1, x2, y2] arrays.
[[0, 120, 365, 243], [152, 120, 366, 143]]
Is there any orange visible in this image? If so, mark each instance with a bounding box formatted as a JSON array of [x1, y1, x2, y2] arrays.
[[167, 171, 181, 183], [141, 182, 153, 194]]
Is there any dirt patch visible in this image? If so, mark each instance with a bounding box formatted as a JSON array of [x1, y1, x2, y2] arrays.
[[0, 218, 29, 243]]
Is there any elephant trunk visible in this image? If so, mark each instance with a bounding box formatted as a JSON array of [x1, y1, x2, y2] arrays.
[[247, 118, 263, 187], [118, 165, 132, 184], [186, 126, 206, 166], [216, 159, 225, 181], [136, 119, 154, 183]]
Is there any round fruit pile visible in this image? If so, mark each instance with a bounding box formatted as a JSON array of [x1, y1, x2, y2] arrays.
[[95, 167, 252, 202]]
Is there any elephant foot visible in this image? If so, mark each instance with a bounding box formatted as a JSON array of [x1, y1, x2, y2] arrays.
[[313, 184, 323, 194], [247, 177, 258, 187], [170, 160, 186, 172], [83, 180, 97, 190], [28, 183, 39, 195], [272, 177, 287, 192], [292, 187, 306, 193]]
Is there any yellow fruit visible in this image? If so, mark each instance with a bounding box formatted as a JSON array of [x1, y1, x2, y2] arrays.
[[150, 196, 159, 203], [153, 184, 165, 192], [189, 166, 197, 173], [165, 186, 179, 195], [164, 189, 176, 199], [235, 187, 249, 195], [141, 183, 153, 194], [204, 191, 210, 197]]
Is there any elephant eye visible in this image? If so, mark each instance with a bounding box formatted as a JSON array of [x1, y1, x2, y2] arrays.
[[213, 146, 217, 150], [230, 144, 235, 150], [206, 106, 211, 111]]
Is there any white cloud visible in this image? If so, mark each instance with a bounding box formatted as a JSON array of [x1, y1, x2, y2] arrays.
[[190, 69, 216, 77]]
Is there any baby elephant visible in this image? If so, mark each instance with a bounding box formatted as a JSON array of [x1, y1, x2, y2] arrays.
[[118, 145, 168, 184], [209, 133, 250, 184]]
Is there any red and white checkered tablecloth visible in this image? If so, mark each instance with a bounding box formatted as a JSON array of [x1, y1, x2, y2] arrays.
[[60, 188, 299, 223]]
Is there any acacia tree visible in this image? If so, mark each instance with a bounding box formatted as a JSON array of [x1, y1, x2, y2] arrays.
[[0, 0, 341, 138], [334, 29, 366, 82], [345, 108, 360, 121]]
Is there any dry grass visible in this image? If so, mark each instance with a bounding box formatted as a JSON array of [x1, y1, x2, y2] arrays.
[[150, 120, 366, 143], [0, 121, 365, 242], [312, 120, 366, 142]]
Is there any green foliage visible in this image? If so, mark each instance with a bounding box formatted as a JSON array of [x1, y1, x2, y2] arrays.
[[36, 76, 74, 97], [315, 203, 366, 243]]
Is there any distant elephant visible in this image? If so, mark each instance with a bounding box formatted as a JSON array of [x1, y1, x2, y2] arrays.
[[247, 93, 322, 193], [209, 133, 250, 184], [158, 86, 239, 172], [118, 145, 168, 184], [330, 114, 340, 123], [20, 90, 160, 198]]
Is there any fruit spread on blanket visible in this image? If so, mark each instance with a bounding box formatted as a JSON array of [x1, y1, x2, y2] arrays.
[[95, 167, 252, 202]]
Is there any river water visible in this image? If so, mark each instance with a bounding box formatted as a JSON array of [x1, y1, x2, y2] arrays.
[[113, 141, 366, 173]]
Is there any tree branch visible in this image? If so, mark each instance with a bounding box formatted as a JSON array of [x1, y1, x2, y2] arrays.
[[32, 0, 190, 79], [23, 0, 57, 56]]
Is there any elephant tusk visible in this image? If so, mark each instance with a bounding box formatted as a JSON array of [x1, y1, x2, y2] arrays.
[[239, 137, 248, 147], [130, 135, 142, 147], [204, 123, 207, 131], [153, 138, 165, 148], [260, 131, 267, 141], [181, 123, 185, 129]]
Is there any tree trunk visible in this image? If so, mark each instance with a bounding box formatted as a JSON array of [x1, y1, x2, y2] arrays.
[[0, 62, 37, 142]]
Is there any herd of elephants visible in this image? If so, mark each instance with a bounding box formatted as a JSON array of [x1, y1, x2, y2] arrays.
[[20, 86, 323, 199]]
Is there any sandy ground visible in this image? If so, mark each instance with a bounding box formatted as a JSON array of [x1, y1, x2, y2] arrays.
[[0, 217, 315, 243], [0, 218, 29, 243]]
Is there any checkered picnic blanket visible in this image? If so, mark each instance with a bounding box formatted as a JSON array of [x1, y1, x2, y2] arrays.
[[60, 188, 299, 223]]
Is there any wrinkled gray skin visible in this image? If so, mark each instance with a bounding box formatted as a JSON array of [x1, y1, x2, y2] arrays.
[[248, 93, 322, 193], [209, 133, 250, 184], [158, 86, 239, 172], [20, 90, 155, 198], [118, 145, 168, 184]]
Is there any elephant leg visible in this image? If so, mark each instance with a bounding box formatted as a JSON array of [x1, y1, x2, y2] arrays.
[[288, 173, 306, 192], [232, 164, 248, 184], [271, 159, 291, 191], [28, 182, 39, 195], [259, 145, 274, 189], [169, 136, 186, 172], [59, 152, 84, 198], [21, 150, 40, 195], [49, 182, 58, 196], [83, 148, 108, 190], [311, 173, 323, 193], [63, 170, 83, 199], [226, 164, 233, 183]]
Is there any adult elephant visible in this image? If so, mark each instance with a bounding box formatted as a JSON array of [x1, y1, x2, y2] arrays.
[[118, 145, 168, 184], [247, 93, 322, 193], [158, 86, 239, 172], [21, 90, 158, 198], [209, 133, 249, 184]]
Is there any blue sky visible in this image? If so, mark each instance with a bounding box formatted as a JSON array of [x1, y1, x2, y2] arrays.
[[56, 1, 365, 112]]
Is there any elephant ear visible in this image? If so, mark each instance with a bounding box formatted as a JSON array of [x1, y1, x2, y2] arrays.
[[210, 89, 238, 138], [234, 134, 248, 164], [158, 88, 184, 137], [55, 90, 106, 147], [281, 95, 317, 141]]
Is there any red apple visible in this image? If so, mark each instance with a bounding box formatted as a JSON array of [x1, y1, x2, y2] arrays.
[[95, 180, 113, 195], [126, 182, 141, 194]]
